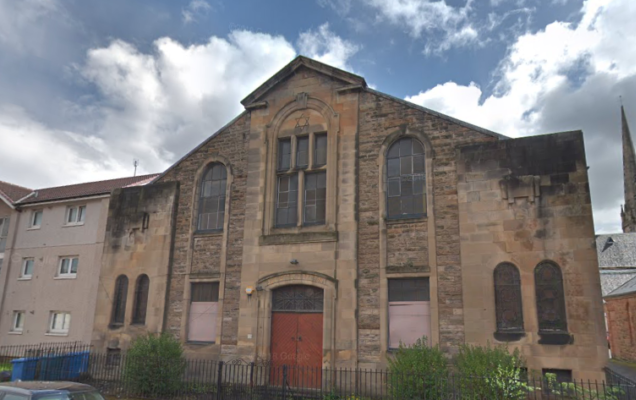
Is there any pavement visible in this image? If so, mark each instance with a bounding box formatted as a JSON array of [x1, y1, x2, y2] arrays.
[[608, 359, 636, 383]]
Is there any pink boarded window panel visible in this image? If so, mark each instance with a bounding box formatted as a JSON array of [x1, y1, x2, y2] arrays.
[[389, 301, 431, 348], [188, 302, 218, 342]]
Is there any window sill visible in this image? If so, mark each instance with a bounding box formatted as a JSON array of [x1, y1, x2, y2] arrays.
[[54, 275, 77, 280], [260, 230, 338, 246], [385, 214, 426, 225], [186, 341, 216, 345], [538, 331, 573, 345], [494, 331, 526, 342], [109, 324, 124, 330], [46, 332, 69, 337], [27, 226, 41, 231], [194, 230, 223, 237], [63, 223, 85, 228], [17, 277, 32, 281], [8, 331, 23, 335]]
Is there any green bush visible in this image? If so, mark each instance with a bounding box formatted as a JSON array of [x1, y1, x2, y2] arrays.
[[123, 333, 187, 397], [544, 373, 623, 400], [453, 343, 534, 400], [387, 337, 449, 400]]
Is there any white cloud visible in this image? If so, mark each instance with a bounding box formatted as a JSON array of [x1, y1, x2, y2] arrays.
[[0, 24, 359, 189], [182, 0, 212, 23], [406, 0, 636, 233], [297, 23, 360, 71], [362, 0, 482, 54]]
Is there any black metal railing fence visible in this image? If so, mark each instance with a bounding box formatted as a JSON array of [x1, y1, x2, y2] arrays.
[[1, 343, 635, 400]]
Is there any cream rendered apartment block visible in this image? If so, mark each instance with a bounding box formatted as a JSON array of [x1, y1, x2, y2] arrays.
[[0, 175, 157, 345]]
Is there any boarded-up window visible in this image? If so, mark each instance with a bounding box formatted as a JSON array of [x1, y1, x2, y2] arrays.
[[198, 163, 227, 231], [535, 261, 568, 333], [110, 275, 128, 328], [388, 278, 431, 348], [386, 138, 426, 219], [494, 263, 524, 333], [132, 274, 150, 325], [188, 282, 219, 343]]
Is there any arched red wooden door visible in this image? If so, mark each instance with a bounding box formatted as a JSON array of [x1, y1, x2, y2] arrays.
[[270, 285, 323, 388]]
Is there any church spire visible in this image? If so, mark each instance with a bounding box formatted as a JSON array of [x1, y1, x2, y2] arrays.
[[621, 105, 636, 232]]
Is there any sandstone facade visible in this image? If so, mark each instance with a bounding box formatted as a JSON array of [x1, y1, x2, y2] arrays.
[[92, 57, 608, 379]]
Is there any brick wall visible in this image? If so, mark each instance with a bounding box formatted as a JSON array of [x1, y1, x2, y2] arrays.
[[606, 296, 636, 362]]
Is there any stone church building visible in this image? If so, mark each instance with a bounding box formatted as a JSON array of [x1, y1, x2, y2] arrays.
[[91, 56, 607, 381]]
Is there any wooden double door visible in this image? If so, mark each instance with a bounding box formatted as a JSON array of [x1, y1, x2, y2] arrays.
[[270, 285, 323, 388]]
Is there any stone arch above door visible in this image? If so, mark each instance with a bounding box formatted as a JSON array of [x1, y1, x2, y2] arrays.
[[255, 271, 337, 368]]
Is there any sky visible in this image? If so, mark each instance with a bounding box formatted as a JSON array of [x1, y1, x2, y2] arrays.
[[0, 0, 635, 233]]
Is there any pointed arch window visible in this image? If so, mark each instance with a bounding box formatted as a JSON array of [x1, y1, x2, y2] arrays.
[[535, 261, 571, 344], [386, 138, 426, 219], [198, 163, 227, 231], [110, 275, 128, 328], [132, 274, 150, 325], [494, 263, 524, 341]]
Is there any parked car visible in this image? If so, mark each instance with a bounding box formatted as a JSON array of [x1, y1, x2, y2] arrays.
[[0, 381, 105, 399]]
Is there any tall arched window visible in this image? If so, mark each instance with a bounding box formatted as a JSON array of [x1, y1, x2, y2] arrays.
[[535, 261, 568, 335], [198, 163, 227, 231], [110, 275, 128, 328], [494, 263, 524, 341], [386, 138, 426, 219], [132, 274, 150, 325]]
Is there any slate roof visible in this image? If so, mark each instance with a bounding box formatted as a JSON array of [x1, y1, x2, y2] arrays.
[[600, 270, 636, 296], [596, 233, 636, 268], [14, 174, 159, 206], [0, 180, 32, 205], [605, 274, 636, 299]]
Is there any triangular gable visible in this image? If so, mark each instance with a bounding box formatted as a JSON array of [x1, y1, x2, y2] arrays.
[[241, 56, 367, 108]]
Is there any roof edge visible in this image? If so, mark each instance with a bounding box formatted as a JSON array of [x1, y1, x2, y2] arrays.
[[604, 275, 636, 299], [241, 56, 367, 107], [366, 88, 508, 140]]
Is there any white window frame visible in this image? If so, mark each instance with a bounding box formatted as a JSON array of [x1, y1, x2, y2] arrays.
[[65, 205, 86, 226], [57, 256, 79, 278], [20, 258, 34, 279], [48, 311, 71, 335], [11, 311, 24, 333], [30, 210, 43, 229]]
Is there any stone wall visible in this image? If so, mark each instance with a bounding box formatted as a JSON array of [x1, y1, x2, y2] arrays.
[[158, 113, 250, 355], [91, 182, 178, 351], [457, 131, 608, 380], [606, 295, 636, 362], [356, 91, 496, 363]]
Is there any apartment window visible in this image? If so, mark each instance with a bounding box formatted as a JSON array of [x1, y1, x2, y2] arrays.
[[29, 210, 43, 228], [20, 258, 34, 279], [275, 133, 327, 228], [197, 163, 227, 231], [494, 262, 524, 339], [388, 278, 431, 348], [132, 274, 150, 325], [66, 205, 86, 225], [0, 217, 9, 252], [535, 261, 568, 334], [386, 138, 426, 219], [11, 311, 24, 332], [110, 275, 128, 328], [49, 311, 71, 334], [57, 257, 79, 278], [188, 282, 219, 343]]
